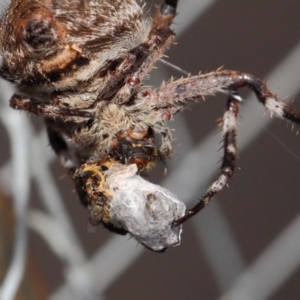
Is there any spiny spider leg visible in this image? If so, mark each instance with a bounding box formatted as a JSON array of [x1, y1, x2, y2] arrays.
[[151, 70, 300, 126], [96, 29, 175, 103], [10, 94, 92, 121], [46, 126, 76, 172], [172, 96, 240, 227], [96, 0, 177, 104], [47, 125, 91, 207]]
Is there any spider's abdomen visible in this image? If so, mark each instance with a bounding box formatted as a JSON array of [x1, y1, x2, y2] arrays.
[[0, 0, 151, 90]]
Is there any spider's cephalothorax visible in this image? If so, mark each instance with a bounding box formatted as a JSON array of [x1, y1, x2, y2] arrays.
[[1, 0, 300, 250]]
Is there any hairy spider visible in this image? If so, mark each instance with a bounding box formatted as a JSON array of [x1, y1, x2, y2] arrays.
[[1, 0, 300, 250]]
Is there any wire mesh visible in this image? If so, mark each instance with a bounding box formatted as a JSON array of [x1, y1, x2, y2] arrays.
[[0, 1, 300, 299]]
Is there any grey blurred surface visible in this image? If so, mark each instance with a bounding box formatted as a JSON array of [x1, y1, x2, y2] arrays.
[[0, 1, 300, 299]]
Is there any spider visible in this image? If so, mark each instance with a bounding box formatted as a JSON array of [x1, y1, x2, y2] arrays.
[[1, 0, 300, 250]]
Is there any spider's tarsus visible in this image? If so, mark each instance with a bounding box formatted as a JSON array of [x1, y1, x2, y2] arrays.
[[161, 0, 178, 15]]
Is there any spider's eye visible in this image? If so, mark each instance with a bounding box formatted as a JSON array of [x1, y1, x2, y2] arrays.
[[23, 17, 57, 51]]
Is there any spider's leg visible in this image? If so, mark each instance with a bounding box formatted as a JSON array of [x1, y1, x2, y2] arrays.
[[132, 0, 178, 79], [97, 31, 174, 103], [151, 0, 177, 32], [150, 70, 300, 126], [228, 72, 300, 125], [46, 125, 90, 207], [96, 0, 178, 104], [172, 96, 240, 226], [134, 0, 178, 79], [46, 124, 77, 173], [10, 94, 92, 122], [138, 69, 300, 166], [96, 30, 175, 103]]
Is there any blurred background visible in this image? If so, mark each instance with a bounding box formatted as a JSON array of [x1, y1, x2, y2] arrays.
[[0, 0, 300, 299]]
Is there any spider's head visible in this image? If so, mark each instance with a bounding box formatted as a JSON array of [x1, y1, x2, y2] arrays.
[[0, 0, 150, 91]]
